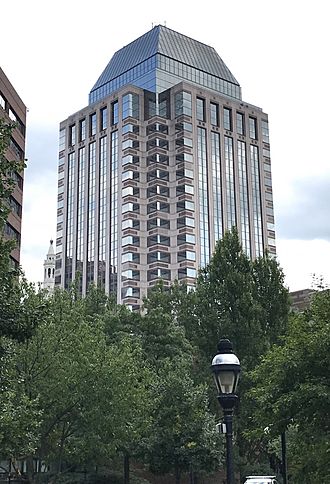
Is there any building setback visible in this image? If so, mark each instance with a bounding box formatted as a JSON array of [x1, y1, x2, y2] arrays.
[[0, 68, 26, 267], [55, 25, 276, 308]]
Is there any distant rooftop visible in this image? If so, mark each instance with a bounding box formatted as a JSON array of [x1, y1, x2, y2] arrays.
[[89, 25, 241, 104]]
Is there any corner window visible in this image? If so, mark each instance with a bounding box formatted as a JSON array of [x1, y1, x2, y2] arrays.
[[175, 91, 192, 117], [122, 93, 139, 120]]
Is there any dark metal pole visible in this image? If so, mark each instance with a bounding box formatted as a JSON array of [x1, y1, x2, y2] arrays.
[[281, 432, 288, 484], [223, 410, 234, 484]]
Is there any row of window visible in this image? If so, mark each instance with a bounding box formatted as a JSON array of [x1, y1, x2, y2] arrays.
[[0, 90, 25, 135], [64, 94, 140, 150], [121, 249, 196, 265], [122, 233, 195, 247], [174, 91, 269, 142], [122, 266, 196, 283]]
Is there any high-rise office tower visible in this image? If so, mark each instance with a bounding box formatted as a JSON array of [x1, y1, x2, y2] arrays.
[[0, 68, 26, 267], [55, 25, 276, 308]]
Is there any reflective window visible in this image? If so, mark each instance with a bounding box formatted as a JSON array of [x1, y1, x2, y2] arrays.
[[147, 252, 170, 263], [90, 113, 97, 136], [224, 136, 236, 229], [59, 128, 66, 151], [123, 123, 139, 135], [110, 131, 119, 291], [175, 91, 192, 117], [147, 122, 168, 135], [147, 138, 168, 150], [122, 186, 139, 197], [178, 267, 196, 279], [211, 132, 223, 242], [122, 252, 140, 263], [177, 200, 194, 212], [122, 219, 140, 230], [122, 170, 139, 181], [147, 185, 169, 197], [147, 169, 169, 181], [176, 137, 193, 148], [147, 268, 171, 281], [147, 201, 169, 213], [111, 101, 119, 125], [69, 124, 76, 146], [176, 168, 193, 179], [236, 112, 244, 135], [79, 119, 86, 142], [147, 218, 170, 230], [175, 122, 192, 132], [210, 103, 219, 126], [100, 107, 107, 130], [178, 250, 196, 262], [122, 235, 139, 246], [122, 139, 139, 150], [122, 286, 140, 298], [99, 137, 107, 267], [249, 117, 257, 140], [176, 184, 194, 195], [147, 234, 170, 246], [76, 147, 86, 265], [87, 142, 96, 285], [177, 233, 195, 245], [197, 127, 209, 266], [261, 119, 269, 143], [122, 202, 139, 213], [176, 153, 193, 163], [223, 108, 232, 131], [0, 92, 5, 109], [250, 145, 263, 256], [237, 141, 250, 257], [122, 269, 140, 280], [122, 93, 139, 120], [122, 154, 139, 165], [177, 217, 195, 228], [196, 98, 205, 121]]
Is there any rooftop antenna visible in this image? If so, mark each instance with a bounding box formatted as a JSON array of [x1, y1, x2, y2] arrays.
[[164, 20, 166, 26]]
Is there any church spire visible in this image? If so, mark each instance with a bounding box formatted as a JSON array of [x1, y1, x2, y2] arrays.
[[43, 239, 55, 292]]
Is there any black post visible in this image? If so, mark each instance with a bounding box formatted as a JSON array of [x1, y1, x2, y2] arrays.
[[223, 410, 234, 484], [123, 452, 130, 484], [281, 432, 288, 484]]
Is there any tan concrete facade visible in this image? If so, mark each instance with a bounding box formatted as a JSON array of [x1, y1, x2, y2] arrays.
[[56, 81, 275, 308]]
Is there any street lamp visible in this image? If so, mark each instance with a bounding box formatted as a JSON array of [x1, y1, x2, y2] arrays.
[[211, 339, 241, 484]]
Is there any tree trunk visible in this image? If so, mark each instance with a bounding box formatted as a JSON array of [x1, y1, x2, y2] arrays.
[[26, 456, 34, 483], [123, 452, 130, 484], [175, 461, 181, 484]]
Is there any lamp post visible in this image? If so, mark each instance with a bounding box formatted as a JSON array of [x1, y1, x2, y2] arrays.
[[211, 339, 241, 484]]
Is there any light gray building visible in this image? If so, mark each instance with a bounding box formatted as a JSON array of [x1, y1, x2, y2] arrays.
[[55, 25, 276, 309]]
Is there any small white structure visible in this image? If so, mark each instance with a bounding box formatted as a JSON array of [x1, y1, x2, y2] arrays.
[[43, 239, 55, 292]]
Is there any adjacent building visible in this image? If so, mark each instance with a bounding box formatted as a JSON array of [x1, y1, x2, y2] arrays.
[[0, 67, 26, 267], [55, 25, 276, 308]]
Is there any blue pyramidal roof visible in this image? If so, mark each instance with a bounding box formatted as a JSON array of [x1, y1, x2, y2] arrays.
[[89, 25, 240, 103]]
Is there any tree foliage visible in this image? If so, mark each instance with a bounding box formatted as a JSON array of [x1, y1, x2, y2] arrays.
[[246, 289, 330, 482]]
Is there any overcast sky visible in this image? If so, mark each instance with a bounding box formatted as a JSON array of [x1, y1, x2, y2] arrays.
[[2, 0, 329, 291]]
